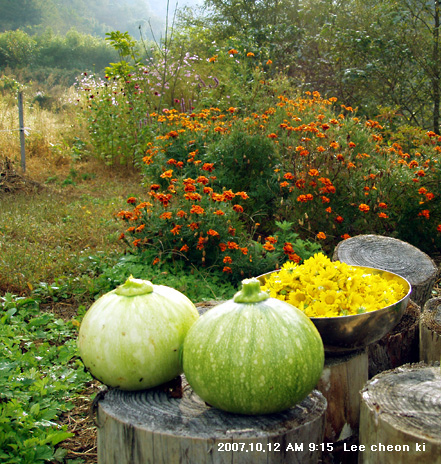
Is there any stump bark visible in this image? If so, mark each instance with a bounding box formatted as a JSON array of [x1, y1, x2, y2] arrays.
[[420, 297, 441, 364], [359, 363, 441, 464], [96, 377, 327, 464], [368, 300, 420, 378], [316, 349, 368, 464], [332, 234, 438, 308]]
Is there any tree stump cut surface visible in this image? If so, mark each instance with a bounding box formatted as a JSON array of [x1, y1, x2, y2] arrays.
[[420, 297, 441, 364], [96, 377, 327, 464], [332, 234, 438, 308], [368, 300, 420, 378], [359, 363, 441, 464]]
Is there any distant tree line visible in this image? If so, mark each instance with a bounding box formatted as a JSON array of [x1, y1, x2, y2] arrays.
[[0, 0, 164, 39]]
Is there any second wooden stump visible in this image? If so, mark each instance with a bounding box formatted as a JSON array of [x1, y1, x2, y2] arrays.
[[96, 377, 327, 464]]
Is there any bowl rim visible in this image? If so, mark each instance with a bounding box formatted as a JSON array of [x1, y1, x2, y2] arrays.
[[256, 264, 412, 320]]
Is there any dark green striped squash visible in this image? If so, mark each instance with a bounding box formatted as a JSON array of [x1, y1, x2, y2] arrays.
[[182, 278, 324, 415]]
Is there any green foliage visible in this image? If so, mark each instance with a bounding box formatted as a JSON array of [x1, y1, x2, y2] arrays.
[[0, 294, 92, 463]]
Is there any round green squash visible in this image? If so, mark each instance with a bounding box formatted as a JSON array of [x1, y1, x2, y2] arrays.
[[182, 278, 325, 415], [78, 276, 199, 391]]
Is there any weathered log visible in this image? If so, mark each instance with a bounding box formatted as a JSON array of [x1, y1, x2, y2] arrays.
[[332, 234, 438, 308], [96, 377, 327, 464], [420, 297, 441, 364], [359, 363, 441, 464], [317, 349, 368, 444], [368, 300, 420, 378]]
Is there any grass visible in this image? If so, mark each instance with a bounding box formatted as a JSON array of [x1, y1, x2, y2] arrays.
[[0, 157, 143, 293]]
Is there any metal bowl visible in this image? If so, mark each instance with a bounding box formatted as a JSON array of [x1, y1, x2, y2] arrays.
[[257, 266, 411, 354]]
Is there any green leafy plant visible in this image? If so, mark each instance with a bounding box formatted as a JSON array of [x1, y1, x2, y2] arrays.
[[0, 294, 92, 463]]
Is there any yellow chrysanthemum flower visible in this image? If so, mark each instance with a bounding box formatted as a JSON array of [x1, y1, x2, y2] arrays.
[[261, 253, 406, 318]]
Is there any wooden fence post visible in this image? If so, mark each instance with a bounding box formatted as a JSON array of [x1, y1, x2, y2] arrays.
[[18, 91, 26, 173]]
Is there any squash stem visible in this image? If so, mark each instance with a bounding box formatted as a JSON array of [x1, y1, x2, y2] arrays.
[[115, 275, 154, 297], [233, 278, 269, 303]]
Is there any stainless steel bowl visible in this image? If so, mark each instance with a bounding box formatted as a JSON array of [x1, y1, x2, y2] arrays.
[[257, 266, 411, 354]]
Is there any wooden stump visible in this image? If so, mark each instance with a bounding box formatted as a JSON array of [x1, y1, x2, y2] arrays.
[[420, 297, 441, 364], [316, 349, 368, 464], [96, 377, 327, 464], [368, 300, 420, 378], [359, 363, 441, 464], [332, 234, 438, 308]]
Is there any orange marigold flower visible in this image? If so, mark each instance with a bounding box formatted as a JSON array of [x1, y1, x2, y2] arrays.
[[263, 242, 275, 251], [284, 172, 295, 180], [171, 225, 182, 235], [159, 212, 173, 220], [214, 210, 225, 215], [415, 170, 426, 177], [150, 184, 161, 191], [188, 222, 199, 230], [233, 204, 244, 213], [219, 242, 227, 251], [280, 181, 290, 188], [288, 253, 301, 263], [240, 247, 248, 255], [119, 233, 125, 240], [266, 236, 277, 244], [227, 241, 239, 250], [330, 142, 340, 149], [266, 59, 272, 65], [408, 160, 418, 168], [184, 183, 197, 192], [268, 133, 278, 139], [235, 191, 249, 200], [418, 209, 430, 219], [209, 55, 218, 62], [316, 232, 326, 240], [418, 187, 427, 195], [437, 224, 441, 233], [185, 193, 202, 201], [341, 234, 351, 240], [167, 158, 177, 165], [177, 210, 187, 218], [246, 52, 255, 57], [228, 107, 236, 113], [426, 192, 435, 200], [325, 207, 332, 213], [180, 244, 189, 252], [228, 226, 236, 236], [152, 257, 160, 265], [196, 236, 206, 250], [190, 205, 205, 214], [322, 196, 330, 203], [135, 224, 145, 233], [283, 242, 294, 254], [378, 212, 389, 219], [348, 142, 356, 148], [358, 203, 370, 212], [223, 256, 233, 264], [223, 266, 233, 274], [127, 197, 136, 204], [133, 238, 142, 247], [207, 229, 220, 237], [202, 163, 215, 172], [308, 169, 319, 176], [378, 202, 388, 209], [222, 189, 235, 201], [160, 169, 173, 178], [196, 175, 210, 185], [228, 49, 238, 55], [335, 216, 344, 223], [126, 226, 136, 232], [347, 162, 356, 169]]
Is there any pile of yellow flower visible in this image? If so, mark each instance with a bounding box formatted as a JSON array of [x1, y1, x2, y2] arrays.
[[260, 253, 408, 317]]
